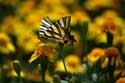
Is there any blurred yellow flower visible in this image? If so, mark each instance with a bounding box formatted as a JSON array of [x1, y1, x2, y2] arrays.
[[112, 26, 125, 52], [94, 10, 124, 35], [1, 15, 31, 37], [56, 54, 84, 74], [42, 0, 61, 6], [2, 61, 17, 77], [20, 68, 53, 82], [87, 48, 104, 65], [113, 34, 125, 46], [61, 0, 75, 5], [38, 0, 71, 21], [114, 68, 125, 78], [40, 0, 69, 18], [71, 10, 90, 25], [28, 43, 57, 63], [87, 22, 107, 44], [88, 10, 124, 44], [45, 6, 70, 21], [95, 32, 107, 44], [6, 61, 53, 82], [1, 16, 16, 34], [25, 10, 45, 30], [0, 33, 15, 54], [101, 47, 122, 68], [87, 23, 99, 40], [17, 0, 35, 16], [84, 0, 113, 10], [17, 32, 38, 53], [115, 77, 125, 83], [104, 47, 120, 58]]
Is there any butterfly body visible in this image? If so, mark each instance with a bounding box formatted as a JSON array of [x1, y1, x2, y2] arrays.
[[39, 16, 76, 45]]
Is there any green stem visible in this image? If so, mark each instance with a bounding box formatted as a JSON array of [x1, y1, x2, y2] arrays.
[[59, 43, 67, 72], [19, 76, 23, 83], [62, 59, 67, 73], [17, 70, 23, 83], [40, 56, 48, 83], [59, 43, 70, 83], [41, 69, 46, 83]]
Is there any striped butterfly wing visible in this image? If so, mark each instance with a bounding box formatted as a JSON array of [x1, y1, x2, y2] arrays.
[[54, 16, 74, 44], [39, 17, 64, 43], [54, 16, 71, 33], [39, 16, 75, 45]]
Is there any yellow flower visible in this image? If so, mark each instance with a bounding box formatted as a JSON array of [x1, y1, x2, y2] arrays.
[[17, 32, 38, 53], [28, 43, 56, 63], [6, 61, 53, 82], [89, 10, 124, 44], [104, 47, 120, 58], [45, 6, 70, 21], [1, 16, 16, 35], [0, 33, 15, 54], [95, 32, 107, 44], [2, 61, 17, 77], [61, 0, 75, 5], [56, 54, 84, 74], [94, 10, 124, 35], [115, 77, 125, 83], [71, 10, 90, 25], [1, 15, 31, 36], [38, 0, 71, 21], [114, 68, 125, 78], [101, 47, 122, 68], [87, 23, 100, 40], [113, 34, 125, 46], [112, 26, 125, 50], [39, 0, 70, 20], [24, 10, 45, 30], [84, 0, 113, 10], [87, 22, 107, 44], [17, 0, 35, 16], [42, 0, 62, 6], [87, 48, 104, 65], [20, 68, 53, 82]]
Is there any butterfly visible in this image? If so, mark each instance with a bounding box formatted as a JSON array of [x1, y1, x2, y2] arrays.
[[39, 16, 76, 46]]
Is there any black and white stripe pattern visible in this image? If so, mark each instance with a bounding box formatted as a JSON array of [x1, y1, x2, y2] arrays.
[[39, 16, 74, 44], [56, 16, 71, 31]]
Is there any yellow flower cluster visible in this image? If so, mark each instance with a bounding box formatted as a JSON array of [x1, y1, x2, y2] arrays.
[[0, 0, 125, 82]]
